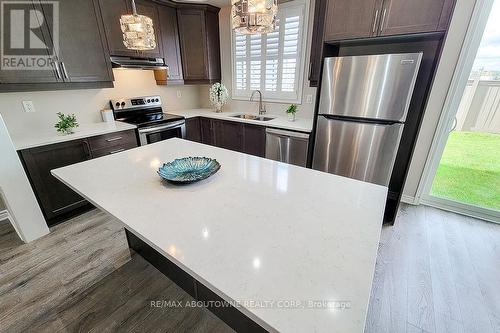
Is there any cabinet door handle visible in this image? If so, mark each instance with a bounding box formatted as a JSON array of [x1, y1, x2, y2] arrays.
[[372, 10, 379, 33], [82, 140, 92, 159], [379, 8, 387, 34], [106, 136, 122, 142], [53, 60, 62, 79], [308, 61, 313, 80], [61, 62, 69, 80], [109, 148, 125, 154]]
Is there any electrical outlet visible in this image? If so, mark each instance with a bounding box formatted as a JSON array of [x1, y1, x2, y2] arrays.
[[176, 90, 182, 98], [305, 94, 313, 104], [22, 101, 36, 113]]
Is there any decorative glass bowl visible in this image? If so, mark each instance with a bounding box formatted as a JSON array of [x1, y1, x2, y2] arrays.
[[158, 157, 221, 184]]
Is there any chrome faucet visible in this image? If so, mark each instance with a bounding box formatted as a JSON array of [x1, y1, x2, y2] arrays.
[[250, 90, 266, 115]]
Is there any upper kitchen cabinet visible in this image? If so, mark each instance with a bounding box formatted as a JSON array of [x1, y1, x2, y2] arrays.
[[0, 0, 113, 91], [378, 0, 456, 36], [55, 0, 113, 83], [177, 6, 221, 84], [156, 4, 183, 84], [322, 0, 455, 42], [97, 0, 138, 57], [134, 0, 163, 58], [323, 0, 381, 41]]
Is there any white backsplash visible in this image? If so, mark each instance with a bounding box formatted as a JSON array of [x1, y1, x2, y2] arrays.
[[0, 69, 207, 135]]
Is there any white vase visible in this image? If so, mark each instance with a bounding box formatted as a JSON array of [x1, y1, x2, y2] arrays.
[[287, 113, 296, 122]]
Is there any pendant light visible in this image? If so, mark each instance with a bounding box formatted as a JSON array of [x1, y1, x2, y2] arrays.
[[232, 0, 278, 35], [120, 0, 156, 50]]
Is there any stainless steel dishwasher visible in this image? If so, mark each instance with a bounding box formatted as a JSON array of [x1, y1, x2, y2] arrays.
[[265, 128, 310, 167]]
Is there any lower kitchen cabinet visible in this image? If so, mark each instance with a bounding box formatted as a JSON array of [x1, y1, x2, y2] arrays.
[[242, 124, 266, 157], [185, 118, 202, 142], [200, 118, 215, 145], [19, 140, 92, 224], [195, 117, 266, 157], [19, 129, 137, 225], [213, 120, 243, 152]]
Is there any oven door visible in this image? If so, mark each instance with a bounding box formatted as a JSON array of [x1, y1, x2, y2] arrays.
[[138, 120, 186, 146]]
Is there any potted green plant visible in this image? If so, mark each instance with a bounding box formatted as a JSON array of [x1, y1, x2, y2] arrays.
[[54, 112, 79, 135], [286, 104, 298, 122]]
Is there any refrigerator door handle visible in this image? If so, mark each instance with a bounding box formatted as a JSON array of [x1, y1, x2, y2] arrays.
[[321, 114, 400, 126]]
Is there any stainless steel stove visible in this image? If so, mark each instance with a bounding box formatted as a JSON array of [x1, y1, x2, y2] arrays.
[[110, 96, 185, 146]]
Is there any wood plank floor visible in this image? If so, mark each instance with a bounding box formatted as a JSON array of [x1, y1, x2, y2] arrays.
[[0, 204, 499, 332], [366, 204, 500, 333]]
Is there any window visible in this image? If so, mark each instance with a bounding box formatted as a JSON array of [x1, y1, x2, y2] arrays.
[[231, 0, 308, 103]]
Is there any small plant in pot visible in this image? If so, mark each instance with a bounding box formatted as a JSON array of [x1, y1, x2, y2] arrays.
[[286, 104, 298, 122], [54, 112, 79, 135]]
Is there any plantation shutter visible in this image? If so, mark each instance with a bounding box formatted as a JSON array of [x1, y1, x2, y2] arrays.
[[232, 0, 307, 102]]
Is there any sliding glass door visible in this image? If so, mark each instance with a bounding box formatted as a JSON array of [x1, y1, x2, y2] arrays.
[[426, 0, 500, 221]]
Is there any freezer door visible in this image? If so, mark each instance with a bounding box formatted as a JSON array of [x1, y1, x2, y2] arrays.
[[312, 116, 404, 186], [319, 53, 422, 122]]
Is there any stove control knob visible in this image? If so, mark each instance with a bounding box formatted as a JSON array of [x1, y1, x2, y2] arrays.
[[155, 98, 159, 102], [115, 102, 120, 107], [147, 99, 151, 103], [121, 102, 126, 107]]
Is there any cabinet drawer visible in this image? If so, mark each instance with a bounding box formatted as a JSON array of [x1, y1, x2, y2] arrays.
[[91, 141, 138, 158], [88, 130, 137, 151]]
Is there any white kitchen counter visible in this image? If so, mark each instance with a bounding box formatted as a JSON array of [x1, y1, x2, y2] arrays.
[[11, 121, 137, 150], [52, 139, 386, 333], [169, 108, 313, 133]]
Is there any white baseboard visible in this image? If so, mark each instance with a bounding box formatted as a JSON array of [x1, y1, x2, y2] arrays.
[[401, 194, 418, 205], [0, 209, 10, 222]]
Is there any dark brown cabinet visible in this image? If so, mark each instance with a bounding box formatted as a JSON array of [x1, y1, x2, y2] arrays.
[[177, 6, 221, 84], [88, 129, 138, 157], [213, 120, 243, 152], [309, 0, 455, 86], [242, 124, 266, 157], [20, 129, 137, 224], [20, 140, 92, 223], [134, 0, 163, 58], [56, 0, 113, 83], [196, 117, 266, 157], [185, 118, 202, 142], [98, 0, 138, 57], [200, 118, 215, 145], [0, 0, 113, 91], [156, 4, 184, 84], [323, 0, 454, 42], [323, 0, 380, 41], [379, 0, 455, 36]]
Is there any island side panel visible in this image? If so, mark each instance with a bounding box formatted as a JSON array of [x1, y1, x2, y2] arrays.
[[124, 229, 269, 333]]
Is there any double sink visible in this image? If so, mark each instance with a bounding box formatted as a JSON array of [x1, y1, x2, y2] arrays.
[[232, 114, 275, 122]]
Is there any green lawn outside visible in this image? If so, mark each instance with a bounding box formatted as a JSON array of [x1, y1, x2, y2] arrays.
[[431, 131, 500, 210]]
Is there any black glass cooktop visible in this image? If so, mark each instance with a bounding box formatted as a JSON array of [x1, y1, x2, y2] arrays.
[[119, 113, 184, 128]]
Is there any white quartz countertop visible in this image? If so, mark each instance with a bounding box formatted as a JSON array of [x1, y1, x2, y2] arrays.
[[52, 139, 386, 333], [11, 121, 137, 150], [169, 108, 313, 133]]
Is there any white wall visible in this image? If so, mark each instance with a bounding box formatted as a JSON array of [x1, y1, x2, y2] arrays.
[[199, 2, 318, 120], [0, 114, 49, 242], [0, 69, 205, 134], [402, 0, 477, 201]]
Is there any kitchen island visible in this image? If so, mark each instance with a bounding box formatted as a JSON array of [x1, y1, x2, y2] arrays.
[[52, 138, 387, 333]]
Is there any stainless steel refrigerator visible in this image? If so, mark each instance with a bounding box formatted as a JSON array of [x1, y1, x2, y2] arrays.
[[312, 53, 422, 186]]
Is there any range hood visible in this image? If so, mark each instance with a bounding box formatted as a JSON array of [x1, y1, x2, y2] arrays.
[[110, 56, 167, 70]]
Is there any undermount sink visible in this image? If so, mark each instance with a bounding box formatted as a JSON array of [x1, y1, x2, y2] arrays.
[[231, 114, 275, 121]]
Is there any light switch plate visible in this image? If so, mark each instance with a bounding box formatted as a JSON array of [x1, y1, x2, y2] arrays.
[[176, 90, 182, 98], [22, 101, 36, 113], [305, 95, 313, 104]]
